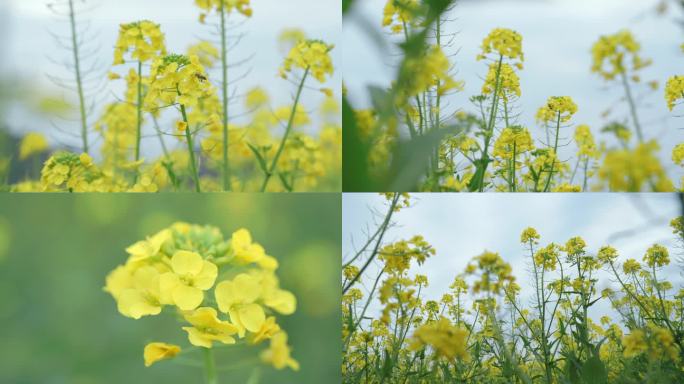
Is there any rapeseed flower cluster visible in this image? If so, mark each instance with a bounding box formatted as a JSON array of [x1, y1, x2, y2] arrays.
[[105, 223, 299, 371]]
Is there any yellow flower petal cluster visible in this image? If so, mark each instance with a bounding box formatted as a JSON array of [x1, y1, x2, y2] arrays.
[[597, 141, 674, 192], [145, 54, 215, 110], [665, 75, 684, 111], [672, 143, 684, 166], [18, 132, 49, 160], [492, 126, 534, 160], [260, 331, 300, 370], [622, 326, 679, 362], [466, 250, 515, 294], [400, 46, 464, 100], [280, 40, 335, 83], [409, 317, 469, 361], [105, 224, 298, 370], [382, 0, 421, 34], [591, 30, 651, 81], [520, 227, 540, 244], [195, 0, 253, 17], [378, 236, 436, 274], [574, 125, 600, 160], [41, 152, 126, 192], [482, 63, 521, 101], [477, 28, 524, 67], [114, 20, 166, 65], [643, 244, 670, 268], [536, 96, 578, 124]]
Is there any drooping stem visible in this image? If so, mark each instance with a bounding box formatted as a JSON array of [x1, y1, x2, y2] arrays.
[[135, 60, 143, 161], [67, 0, 89, 153], [204, 348, 217, 384], [620, 71, 644, 143], [259, 68, 309, 192], [179, 103, 202, 193], [219, 0, 231, 191]]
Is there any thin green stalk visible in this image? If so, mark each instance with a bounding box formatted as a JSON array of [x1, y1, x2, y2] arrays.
[[204, 348, 217, 384], [68, 0, 89, 153], [219, 0, 231, 191], [472, 54, 503, 192], [620, 71, 644, 143], [179, 104, 202, 193], [260, 68, 309, 192], [135, 60, 143, 161], [542, 112, 562, 192], [151, 115, 170, 160]]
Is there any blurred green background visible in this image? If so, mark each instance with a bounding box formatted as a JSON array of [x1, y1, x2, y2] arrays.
[[0, 194, 341, 384]]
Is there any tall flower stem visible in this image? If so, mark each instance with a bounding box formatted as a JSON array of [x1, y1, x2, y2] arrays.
[[179, 103, 202, 193], [542, 112, 562, 192], [204, 348, 217, 384], [471, 55, 503, 192], [620, 71, 644, 143], [135, 60, 143, 161], [259, 68, 309, 192], [219, 0, 231, 191], [67, 0, 89, 154]]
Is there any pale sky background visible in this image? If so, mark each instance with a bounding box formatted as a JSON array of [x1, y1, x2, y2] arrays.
[[344, 0, 684, 181], [343, 193, 684, 323], [0, 0, 340, 157]]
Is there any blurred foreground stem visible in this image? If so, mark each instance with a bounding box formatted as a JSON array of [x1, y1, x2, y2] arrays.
[[204, 348, 217, 384]]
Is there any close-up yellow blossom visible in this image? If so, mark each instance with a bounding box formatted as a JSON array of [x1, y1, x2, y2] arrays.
[[143, 342, 181, 367]]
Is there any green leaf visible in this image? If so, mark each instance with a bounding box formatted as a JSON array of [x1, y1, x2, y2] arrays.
[[384, 125, 460, 191], [581, 355, 608, 384], [247, 143, 269, 174], [278, 172, 293, 192], [342, 96, 374, 191]]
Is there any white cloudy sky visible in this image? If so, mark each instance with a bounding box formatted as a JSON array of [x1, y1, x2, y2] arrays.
[[0, 0, 340, 155], [343, 193, 684, 321], [344, 0, 684, 180]]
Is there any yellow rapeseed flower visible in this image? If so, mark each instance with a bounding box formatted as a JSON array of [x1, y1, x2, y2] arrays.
[[143, 342, 180, 367], [18, 133, 49, 160]]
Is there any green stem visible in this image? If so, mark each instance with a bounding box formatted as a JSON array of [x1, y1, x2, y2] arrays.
[[204, 348, 217, 384], [68, 0, 88, 153], [472, 54, 503, 192], [620, 71, 643, 143], [180, 104, 201, 193], [219, 0, 231, 191], [260, 68, 309, 192], [542, 112, 562, 192], [135, 60, 143, 161]]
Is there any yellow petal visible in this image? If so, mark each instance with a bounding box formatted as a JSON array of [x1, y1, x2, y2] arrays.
[[183, 326, 212, 348], [194, 261, 218, 290], [173, 284, 204, 310], [264, 289, 297, 315], [171, 250, 204, 276], [144, 342, 180, 367], [118, 289, 161, 319], [239, 303, 266, 333]]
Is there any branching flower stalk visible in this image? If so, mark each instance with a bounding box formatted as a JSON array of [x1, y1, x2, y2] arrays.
[[260, 68, 309, 192]]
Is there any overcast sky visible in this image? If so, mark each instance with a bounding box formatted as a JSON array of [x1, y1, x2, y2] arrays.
[[1, 0, 340, 155], [344, 0, 684, 182], [343, 192, 684, 322]]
